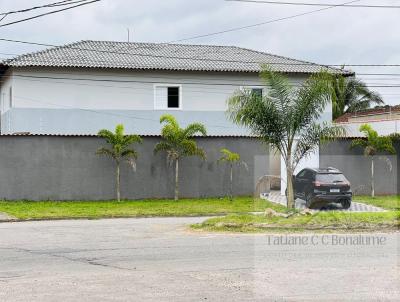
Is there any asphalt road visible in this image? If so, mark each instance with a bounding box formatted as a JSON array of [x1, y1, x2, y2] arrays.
[[0, 217, 399, 302]]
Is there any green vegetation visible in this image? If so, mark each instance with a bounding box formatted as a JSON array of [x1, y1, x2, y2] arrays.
[[330, 75, 383, 120], [228, 66, 344, 208], [351, 124, 396, 197], [218, 148, 248, 201], [354, 195, 400, 211], [0, 197, 281, 220], [154, 114, 207, 201], [192, 211, 400, 233], [97, 124, 142, 202]]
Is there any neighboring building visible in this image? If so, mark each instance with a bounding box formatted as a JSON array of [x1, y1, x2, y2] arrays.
[[0, 40, 350, 135], [335, 105, 400, 136]]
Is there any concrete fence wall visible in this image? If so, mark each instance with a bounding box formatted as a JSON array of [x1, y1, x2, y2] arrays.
[[320, 140, 400, 195], [0, 136, 270, 200], [0, 136, 398, 200]]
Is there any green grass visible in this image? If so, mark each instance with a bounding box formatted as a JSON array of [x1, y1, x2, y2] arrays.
[[353, 195, 400, 211], [192, 211, 400, 233], [0, 197, 286, 220]]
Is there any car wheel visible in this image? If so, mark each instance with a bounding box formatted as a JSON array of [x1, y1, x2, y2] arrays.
[[341, 199, 351, 210]]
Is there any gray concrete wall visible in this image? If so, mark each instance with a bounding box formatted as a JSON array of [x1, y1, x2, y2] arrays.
[[320, 140, 399, 195], [0, 136, 269, 200]]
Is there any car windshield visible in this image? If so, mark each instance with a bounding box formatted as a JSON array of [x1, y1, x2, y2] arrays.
[[316, 173, 347, 183]]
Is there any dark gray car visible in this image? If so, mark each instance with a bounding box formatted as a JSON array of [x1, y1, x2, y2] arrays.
[[293, 167, 352, 209]]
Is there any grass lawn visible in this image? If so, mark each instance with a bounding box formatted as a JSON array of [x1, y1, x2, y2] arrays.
[[0, 197, 286, 220], [353, 195, 400, 211], [192, 211, 400, 233]]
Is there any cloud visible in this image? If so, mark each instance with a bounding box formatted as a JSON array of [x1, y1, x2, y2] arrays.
[[0, 0, 399, 104]]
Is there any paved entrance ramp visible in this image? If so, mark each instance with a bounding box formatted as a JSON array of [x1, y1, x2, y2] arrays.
[[265, 191, 386, 212]]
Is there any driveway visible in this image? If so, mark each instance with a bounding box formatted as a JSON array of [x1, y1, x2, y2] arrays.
[[266, 191, 386, 212], [0, 218, 399, 301]]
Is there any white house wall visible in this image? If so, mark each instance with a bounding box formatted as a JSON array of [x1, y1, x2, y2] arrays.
[[0, 67, 332, 135], [341, 120, 400, 137], [0, 69, 13, 133]]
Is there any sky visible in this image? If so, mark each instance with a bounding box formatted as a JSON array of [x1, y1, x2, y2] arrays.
[[0, 0, 399, 105]]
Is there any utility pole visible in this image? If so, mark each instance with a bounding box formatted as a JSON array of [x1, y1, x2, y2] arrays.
[[127, 28, 130, 42]]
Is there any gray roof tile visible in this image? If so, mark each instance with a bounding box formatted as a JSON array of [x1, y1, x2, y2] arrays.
[[0, 40, 352, 75]]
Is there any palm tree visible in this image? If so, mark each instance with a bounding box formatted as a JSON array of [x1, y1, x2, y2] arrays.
[[154, 114, 207, 201], [351, 124, 396, 198], [228, 66, 344, 209], [218, 148, 248, 201], [331, 75, 384, 120], [97, 124, 142, 202]]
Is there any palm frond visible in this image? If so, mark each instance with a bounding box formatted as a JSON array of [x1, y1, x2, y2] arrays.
[[260, 65, 293, 114], [218, 148, 240, 163], [293, 122, 344, 168], [96, 147, 116, 159], [292, 71, 332, 133], [350, 124, 396, 156], [97, 124, 142, 165], [331, 76, 385, 119], [154, 141, 173, 154], [350, 139, 367, 149], [227, 88, 286, 152], [183, 123, 207, 137]]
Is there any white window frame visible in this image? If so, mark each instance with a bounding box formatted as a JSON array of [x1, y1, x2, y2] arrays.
[[240, 86, 265, 96], [153, 84, 182, 110]]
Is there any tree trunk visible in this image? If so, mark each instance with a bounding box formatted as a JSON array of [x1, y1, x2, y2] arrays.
[[371, 156, 375, 198], [229, 163, 233, 201], [174, 159, 179, 201], [286, 166, 295, 209], [116, 161, 121, 202]]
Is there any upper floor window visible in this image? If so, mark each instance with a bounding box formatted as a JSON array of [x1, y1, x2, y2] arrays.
[[154, 84, 182, 110], [241, 86, 264, 98], [251, 88, 263, 98]]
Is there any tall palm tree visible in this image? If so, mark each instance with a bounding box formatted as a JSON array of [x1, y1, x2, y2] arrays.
[[154, 114, 207, 201], [351, 124, 396, 198], [228, 66, 344, 208], [218, 148, 248, 201], [97, 124, 142, 202], [331, 75, 384, 120]]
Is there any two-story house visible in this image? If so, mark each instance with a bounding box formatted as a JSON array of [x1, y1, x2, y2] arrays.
[[0, 40, 349, 135]]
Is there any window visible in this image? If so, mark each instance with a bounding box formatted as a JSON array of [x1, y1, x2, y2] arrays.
[[154, 85, 181, 110], [317, 173, 347, 183], [241, 86, 263, 98], [251, 88, 263, 98], [297, 169, 313, 180]]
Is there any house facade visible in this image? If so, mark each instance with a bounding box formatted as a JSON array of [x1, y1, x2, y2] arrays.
[[0, 40, 347, 136], [335, 105, 400, 136]]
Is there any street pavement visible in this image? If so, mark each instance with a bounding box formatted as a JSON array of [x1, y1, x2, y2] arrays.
[[0, 217, 399, 301]]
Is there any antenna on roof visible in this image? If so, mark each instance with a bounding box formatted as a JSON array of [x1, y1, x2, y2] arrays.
[[127, 28, 130, 42]]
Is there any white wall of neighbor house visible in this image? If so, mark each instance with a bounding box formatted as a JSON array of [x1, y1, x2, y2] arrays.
[[340, 120, 400, 137], [0, 69, 13, 113]]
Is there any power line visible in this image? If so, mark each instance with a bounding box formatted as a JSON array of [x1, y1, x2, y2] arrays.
[[5, 73, 400, 91], [0, 0, 101, 28], [167, 0, 361, 43], [0, 0, 86, 16], [225, 0, 400, 9], [0, 37, 398, 69]]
